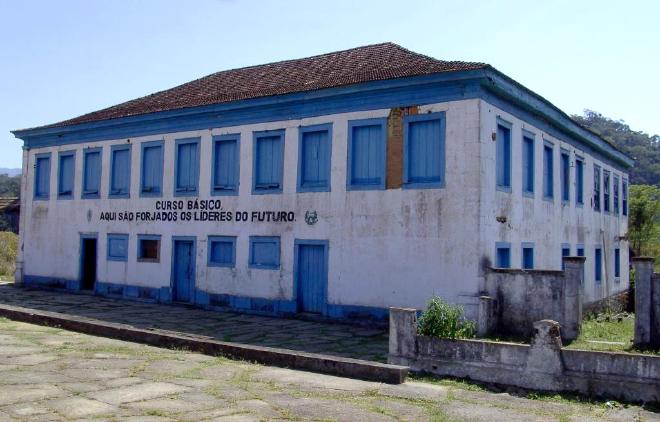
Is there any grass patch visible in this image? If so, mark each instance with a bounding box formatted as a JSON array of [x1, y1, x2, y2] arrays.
[[0, 231, 17, 278], [567, 312, 658, 355]]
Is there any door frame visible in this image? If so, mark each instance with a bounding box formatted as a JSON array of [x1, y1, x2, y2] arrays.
[[293, 239, 329, 314], [79, 232, 98, 291], [170, 236, 197, 303]]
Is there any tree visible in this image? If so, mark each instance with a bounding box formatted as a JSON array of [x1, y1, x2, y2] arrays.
[[0, 174, 20, 198], [628, 185, 660, 256], [572, 110, 660, 187]]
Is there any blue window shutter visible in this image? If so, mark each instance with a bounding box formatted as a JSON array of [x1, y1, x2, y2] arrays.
[[603, 171, 611, 212], [613, 176, 620, 214], [561, 152, 570, 202], [300, 129, 330, 190], [142, 144, 163, 194], [176, 141, 199, 193], [255, 134, 282, 191], [496, 124, 511, 189], [593, 166, 601, 211], [522, 136, 534, 194], [496, 247, 511, 268], [407, 119, 443, 184], [543, 145, 553, 198], [35, 155, 51, 198], [595, 248, 602, 282], [350, 123, 384, 187], [83, 150, 101, 197], [210, 240, 234, 266], [249, 237, 280, 269], [58, 153, 74, 198], [107, 234, 128, 261], [622, 181, 628, 215], [614, 248, 621, 278], [576, 159, 584, 204], [214, 139, 238, 192], [111, 147, 130, 196], [522, 247, 534, 269]]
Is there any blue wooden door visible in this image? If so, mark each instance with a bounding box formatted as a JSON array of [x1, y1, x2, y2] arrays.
[[297, 244, 326, 313], [173, 240, 194, 302]]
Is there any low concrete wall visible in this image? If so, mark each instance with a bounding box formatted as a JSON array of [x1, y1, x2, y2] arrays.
[[481, 257, 584, 341], [389, 308, 659, 403], [632, 258, 660, 347]]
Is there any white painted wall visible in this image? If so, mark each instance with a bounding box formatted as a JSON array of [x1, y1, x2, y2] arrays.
[[477, 100, 629, 304], [19, 99, 483, 315]]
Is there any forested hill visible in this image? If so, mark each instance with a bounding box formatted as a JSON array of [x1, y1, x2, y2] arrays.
[[572, 110, 660, 186]]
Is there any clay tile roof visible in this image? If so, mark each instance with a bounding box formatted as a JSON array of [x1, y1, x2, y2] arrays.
[[36, 43, 486, 130], [0, 197, 19, 212]]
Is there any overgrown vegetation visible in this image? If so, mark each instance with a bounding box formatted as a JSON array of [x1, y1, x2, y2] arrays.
[[567, 312, 658, 355], [417, 296, 476, 339], [0, 174, 20, 198], [0, 231, 18, 279]]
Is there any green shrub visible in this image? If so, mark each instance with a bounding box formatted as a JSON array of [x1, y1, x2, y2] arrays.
[[417, 296, 476, 339], [0, 231, 18, 278]]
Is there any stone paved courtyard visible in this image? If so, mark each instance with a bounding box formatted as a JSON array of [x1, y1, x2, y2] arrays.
[[0, 318, 656, 421], [0, 284, 388, 362]]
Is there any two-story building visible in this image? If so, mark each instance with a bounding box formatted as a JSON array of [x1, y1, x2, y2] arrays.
[[11, 43, 632, 322]]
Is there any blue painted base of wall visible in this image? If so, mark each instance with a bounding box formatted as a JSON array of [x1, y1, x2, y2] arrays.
[[22, 276, 389, 325]]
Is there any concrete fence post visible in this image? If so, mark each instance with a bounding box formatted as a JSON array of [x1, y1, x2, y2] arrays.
[[562, 257, 585, 342], [388, 307, 417, 366], [633, 257, 654, 346], [477, 296, 497, 337], [525, 320, 565, 390]]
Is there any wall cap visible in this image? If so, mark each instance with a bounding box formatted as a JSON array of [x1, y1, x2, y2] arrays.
[[632, 257, 655, 262]]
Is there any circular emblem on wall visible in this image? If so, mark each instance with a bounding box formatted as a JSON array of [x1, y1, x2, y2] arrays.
[[305, 210, 318, 226]]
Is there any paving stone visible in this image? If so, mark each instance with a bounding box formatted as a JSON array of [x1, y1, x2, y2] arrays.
[[45, 396, 116, 418], [0, 384, 65, 406], [87, 382, 190, 405]]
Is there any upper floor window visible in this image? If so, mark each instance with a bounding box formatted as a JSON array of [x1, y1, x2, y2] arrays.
[[249, 236, 280, 269], [174, 138, 200, 196], [593, 165, 601, 212], [141, 141, 164, 197], [57, 151, 75, 199], [212, 134, 240, 195], [522, 133, 534, 196], [622, 180, 628, 216], [603, 170, 611, 213], [543, 142, 554, 200], [495, 119, 512, 191], [34, 153, 51, 200], [82, 148, 101, 199], [109, 145, 131, 198], [575, 156, 584, 205], [403, 112, 446, 188], [560, 150, 570, 203], [495, 242, 511, 269], [561, 243, 571, 270], [298, 123, 332, 192], [522, 243, 534, 269], [253, 130, 284, 194], [347, 118, 387, 190], [613, 175, 620, 214]]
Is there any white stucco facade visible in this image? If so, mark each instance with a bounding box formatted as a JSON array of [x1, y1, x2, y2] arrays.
[[13, 72, 632, 322]]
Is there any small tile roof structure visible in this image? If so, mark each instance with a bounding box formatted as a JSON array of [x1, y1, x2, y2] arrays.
[[0, 197, 19, 212], [37, 43, 486, 130]]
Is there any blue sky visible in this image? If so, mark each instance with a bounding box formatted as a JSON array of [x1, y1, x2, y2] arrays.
[[1, 0, 658, 169]]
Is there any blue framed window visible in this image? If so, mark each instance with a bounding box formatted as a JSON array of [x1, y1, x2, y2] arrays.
[[140, 141, 164, 197], [403, 112, 446, 188], [522, 243, 534, 269], [138, 234, 161, 262], [543, 142, 554, 200], [82, 148, 101, 199], [495, 242, 511, 269], [298, 123, 332, 192], [57, 151, 75, 199], [34, 152, 51, 200], [614, 248, 621, 280], [253, 130, 285, 194], [603, 170, 611, 213], [561, 243, 571, 270], [109, 145, 131, 198], [575, 156, 584, 205], [174, 137, 200, 196], [107, 234, 129, 262], [622, 179, 628, 216], [522, 132, 534, 196], [347, 118, 387, 190], [594, 247, 602, 283], [593, 165, 601, 212], [249, 236, 280, 269], [560, 150, 570, 203], [495, 119, 512, 191], [208, 236, 236, 267], [212, 134, 240, 195], [613, 175, 620, 215]]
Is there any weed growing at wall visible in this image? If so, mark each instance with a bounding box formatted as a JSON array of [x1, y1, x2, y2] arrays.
[[417, 296, 476, 339], [0, 231, 17, 278]]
